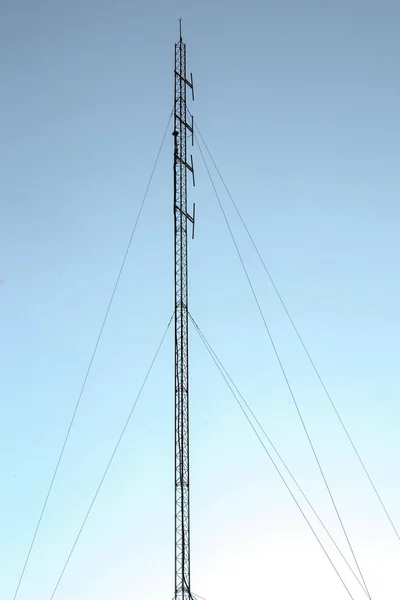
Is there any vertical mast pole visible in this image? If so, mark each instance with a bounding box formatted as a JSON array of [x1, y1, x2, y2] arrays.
[[173, 22, 195, 600]]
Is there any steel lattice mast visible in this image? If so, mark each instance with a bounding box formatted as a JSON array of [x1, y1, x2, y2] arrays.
[[173, 21, 195, 600]]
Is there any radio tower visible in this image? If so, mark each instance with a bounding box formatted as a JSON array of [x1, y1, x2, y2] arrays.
[[173, 20, 195, 600]]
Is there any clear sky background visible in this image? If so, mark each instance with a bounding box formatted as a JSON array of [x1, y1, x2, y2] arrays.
[[1, 0, 399, 599]]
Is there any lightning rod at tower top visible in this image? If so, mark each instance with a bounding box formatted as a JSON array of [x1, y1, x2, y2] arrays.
[[173, 20, 195, 600]]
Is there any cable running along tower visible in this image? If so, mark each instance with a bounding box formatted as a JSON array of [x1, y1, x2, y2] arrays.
[[173, 23, 195, 600]]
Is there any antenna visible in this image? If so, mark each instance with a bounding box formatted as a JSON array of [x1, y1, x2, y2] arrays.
[[173, 25, 195, 600]]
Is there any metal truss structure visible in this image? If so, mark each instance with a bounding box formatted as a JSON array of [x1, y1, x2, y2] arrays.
[[173, 22, 195, 600]]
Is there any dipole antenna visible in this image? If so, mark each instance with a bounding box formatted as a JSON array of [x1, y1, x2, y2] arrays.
[[173, 23, 195, 600]]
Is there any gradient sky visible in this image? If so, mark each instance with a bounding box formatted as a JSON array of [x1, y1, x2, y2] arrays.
[[1, 1, 399, 599]]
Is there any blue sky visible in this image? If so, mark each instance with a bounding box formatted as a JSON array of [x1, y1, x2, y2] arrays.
[[1, 0, 399, 598]]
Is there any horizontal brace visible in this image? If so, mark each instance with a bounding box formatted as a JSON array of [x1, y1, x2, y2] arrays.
[[175, 156, 193, 172], [175, 202, 196, 239], [174, 70, 193, 89], [175, 205, 194, 224], [174, 71, 194, 101], [175, 113, 193, 134]]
